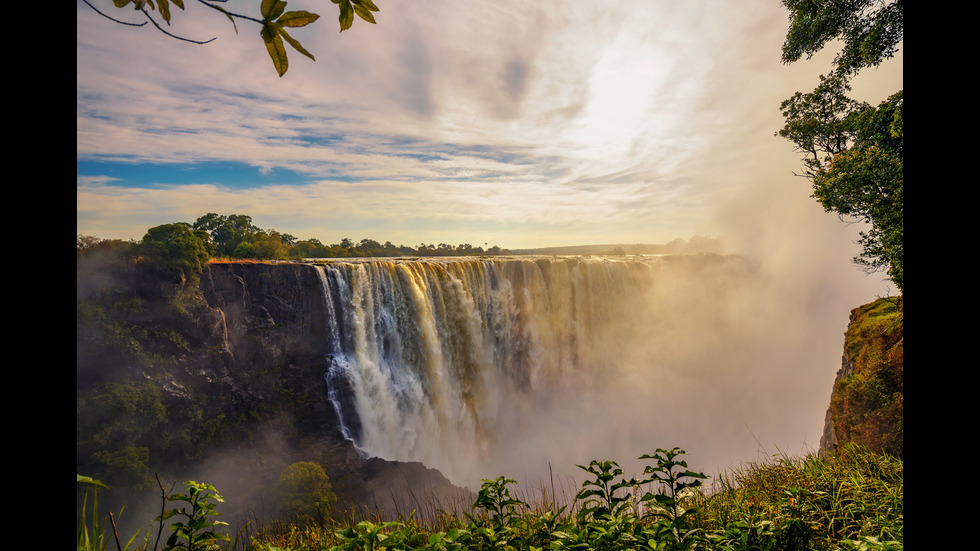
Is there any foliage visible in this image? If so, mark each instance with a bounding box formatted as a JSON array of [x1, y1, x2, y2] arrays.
[[813, 92, 903, 290], [137, 223, 214, 285], [193, 213, 258, 258], [693, 443, 903, 550], [275, 462, 338, 527], [77, 446, 902, 551], [575, 460, 634, 520], [471, 476, 525, 530], [85, 213, 510, 265], [77, 381, 168, 492], [156, 480, 231, 550], [636, 447, 708, 549], [780, 0, 903, 75], [777, 1, 903, 293], [77, 475, 145, 551], [775, 73, 869, 178], [84, 0, 382, 77]]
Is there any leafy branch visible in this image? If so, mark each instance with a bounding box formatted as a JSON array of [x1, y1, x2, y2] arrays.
[[83, 0, 383, 77]]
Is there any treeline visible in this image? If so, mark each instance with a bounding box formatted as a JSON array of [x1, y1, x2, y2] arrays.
[[293, 238, 509, 259], [190, 212, 510, 260], [77, 213, 511, 284]]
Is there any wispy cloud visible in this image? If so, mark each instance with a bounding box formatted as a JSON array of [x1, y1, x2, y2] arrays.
[[77, 0, 901, 249]]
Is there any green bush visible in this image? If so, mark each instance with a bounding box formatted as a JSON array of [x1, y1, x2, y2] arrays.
[[77, 381, 168, 491], [275, 462, 338, 527]]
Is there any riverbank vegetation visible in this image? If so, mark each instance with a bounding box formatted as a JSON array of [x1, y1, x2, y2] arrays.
[[78, 444, 902, 551]]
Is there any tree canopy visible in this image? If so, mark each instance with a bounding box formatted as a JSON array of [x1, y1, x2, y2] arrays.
[[777, 0, 903, 293], [137, 223, 214, 284], [780, 0, 904, 75], [84, 0, 382, 77], [81, 212, 511, 268]]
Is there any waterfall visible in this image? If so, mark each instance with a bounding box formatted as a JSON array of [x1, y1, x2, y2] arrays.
[[311, 255, 752, 484]]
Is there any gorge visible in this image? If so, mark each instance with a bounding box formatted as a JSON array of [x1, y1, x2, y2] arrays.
[[196, 253, 840, 489], [79, 251, 875, 524]]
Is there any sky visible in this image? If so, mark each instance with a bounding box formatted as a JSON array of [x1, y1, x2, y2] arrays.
[[76, 0, 902, 253]]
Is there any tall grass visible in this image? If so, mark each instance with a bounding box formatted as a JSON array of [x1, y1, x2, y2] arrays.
[[77, 475, 146, 551], [691, 444, 903, 550]]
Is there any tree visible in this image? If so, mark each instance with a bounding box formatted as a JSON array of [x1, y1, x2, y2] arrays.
[[83, 0, 382, 77], [812, 91, 903, 290], [275, 461, 337, 525], [76, 380, 168, 490], [137, 223, 214, 284], [780, 0, 904, 76], [243, 230, 291, 259], [193, 213, 259, 257], [777, 0, 903, 293], [776, 72, 869, 179]]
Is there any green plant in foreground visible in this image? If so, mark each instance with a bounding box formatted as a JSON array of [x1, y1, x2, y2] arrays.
[[156, 480, 231, 550], [637, 447, 708, 550], [472, 476, 526, 529], [79, 444, 901, 551], [576, 459, 634, 520], [77, 474, 144, 551]]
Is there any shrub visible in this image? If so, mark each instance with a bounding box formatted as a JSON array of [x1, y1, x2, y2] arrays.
[[275, 462, 338, 527]]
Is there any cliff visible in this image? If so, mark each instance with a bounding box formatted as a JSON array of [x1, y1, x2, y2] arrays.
[[819, 297, 903, 458], [77, 258, 473, 524]]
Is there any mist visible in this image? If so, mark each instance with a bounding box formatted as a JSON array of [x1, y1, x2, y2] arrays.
[[306, 180, 891, 494]]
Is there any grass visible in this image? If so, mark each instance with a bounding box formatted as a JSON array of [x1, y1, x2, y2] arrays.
[[690, 444, 903, 550], [79, 443, 902, 551]]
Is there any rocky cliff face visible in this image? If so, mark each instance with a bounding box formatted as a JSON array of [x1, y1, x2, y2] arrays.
[[818, 297, 903, 458], [201, 262, 330, 373], [818, 354, 854, 455]]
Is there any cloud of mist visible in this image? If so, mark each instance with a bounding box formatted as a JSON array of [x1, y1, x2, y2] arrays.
[[332, 208, 891, 495]]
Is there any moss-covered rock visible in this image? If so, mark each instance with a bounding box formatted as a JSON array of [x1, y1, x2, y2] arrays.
[[822, 297, 903, 458]]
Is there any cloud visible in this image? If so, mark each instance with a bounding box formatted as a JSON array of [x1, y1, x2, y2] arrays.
[[77, 0, 901, 250]]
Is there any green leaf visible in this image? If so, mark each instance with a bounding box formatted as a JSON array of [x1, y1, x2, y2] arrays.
[[277, 10, 320, 28], [157, 0, 171, 22], [261, 0, 287, 20], [277, 26, 315, 61], [356, 0, 380, 11], [264, 28, 289, 77], [76, 474, 109, 489], [353, 2, 376, 24], [338, 0, 354, 31]]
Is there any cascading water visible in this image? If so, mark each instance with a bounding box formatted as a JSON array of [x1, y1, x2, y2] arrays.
[[311, 255, 754, 485]]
